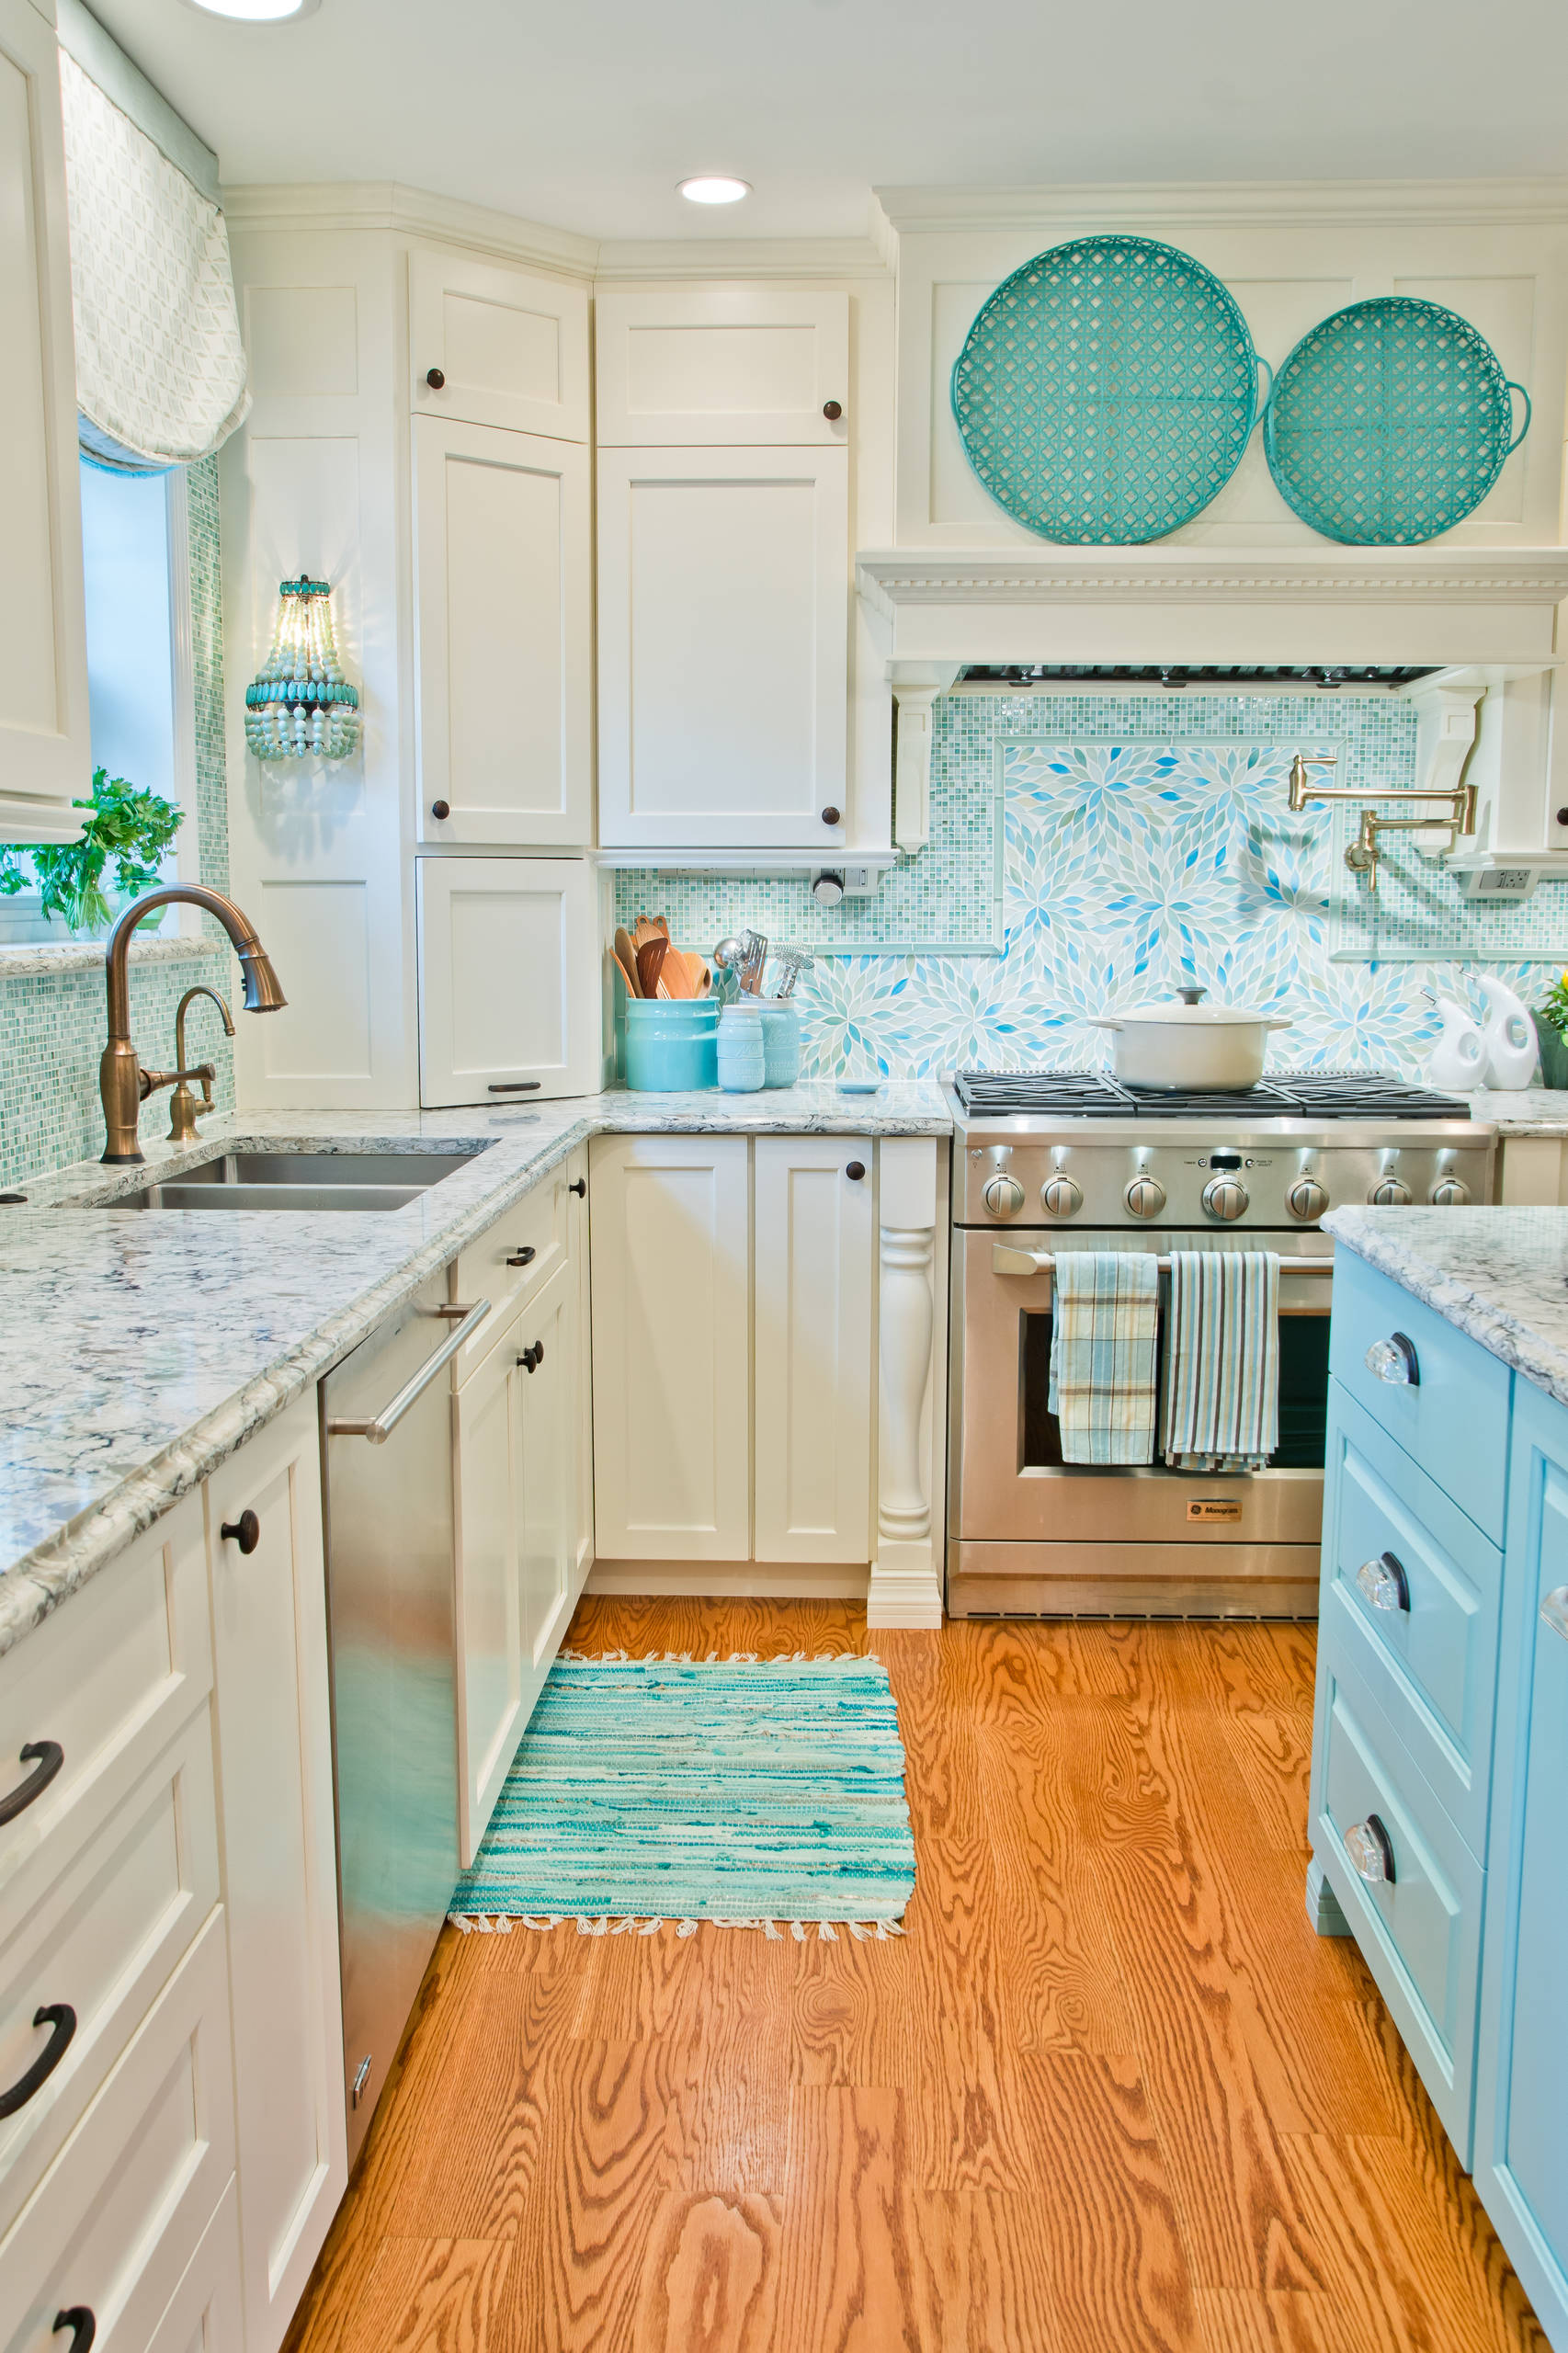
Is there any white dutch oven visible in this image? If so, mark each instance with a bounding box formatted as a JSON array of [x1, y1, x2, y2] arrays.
[[1089, 987, 1293, 1091]]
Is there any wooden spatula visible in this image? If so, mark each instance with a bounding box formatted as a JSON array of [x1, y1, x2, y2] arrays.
[[614, 927, 642, 996], [635, 937, 669, 1000]]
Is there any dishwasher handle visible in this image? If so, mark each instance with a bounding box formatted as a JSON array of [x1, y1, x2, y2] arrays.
[[326, 1299, 491, 1444]]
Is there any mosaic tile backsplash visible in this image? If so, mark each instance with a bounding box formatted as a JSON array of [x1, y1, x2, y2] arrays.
[[617, 690, 1568, 1081], [0, 457, 233, 1188]]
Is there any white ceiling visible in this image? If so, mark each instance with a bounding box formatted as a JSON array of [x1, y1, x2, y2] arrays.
[[90, 0, 1568, 246]]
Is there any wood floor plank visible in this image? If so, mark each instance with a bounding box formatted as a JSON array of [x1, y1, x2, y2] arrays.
[[284, 1603, 1544, 2353]]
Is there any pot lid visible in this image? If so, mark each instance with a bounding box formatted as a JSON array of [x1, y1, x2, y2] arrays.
[[1113, 988, 1290, 1028]]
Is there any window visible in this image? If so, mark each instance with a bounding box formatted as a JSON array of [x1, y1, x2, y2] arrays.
[[0, 462, 197, 945]]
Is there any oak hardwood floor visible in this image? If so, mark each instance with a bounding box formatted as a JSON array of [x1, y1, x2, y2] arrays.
[[284, 1600, 1545, 2353]]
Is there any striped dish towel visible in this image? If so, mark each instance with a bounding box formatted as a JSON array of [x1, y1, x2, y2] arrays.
[[1048, 1251, 1160, 1465], [1163, 1251, 1280, 1472]]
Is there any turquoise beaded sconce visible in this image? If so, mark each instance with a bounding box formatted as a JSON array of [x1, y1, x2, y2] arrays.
[[243, 575, 361, 761]]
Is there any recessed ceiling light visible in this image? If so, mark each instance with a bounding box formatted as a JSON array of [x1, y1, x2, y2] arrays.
[[181, 0, 321, 19], [677, 176, 752, 206]]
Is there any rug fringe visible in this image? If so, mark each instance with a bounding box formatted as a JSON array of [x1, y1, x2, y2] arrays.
[[448, 1910, 906, 1940]]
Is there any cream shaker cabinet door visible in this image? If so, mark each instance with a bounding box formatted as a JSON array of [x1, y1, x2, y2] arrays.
[[517, 1262, 576, 1700], [414, 418, 592, 847], [753, 1138, 874, 1564], [595, 285, 849, 446], [597, 445, 848, 850], [416, 854, 601, 1106], [0, 0, 90, 833], [205, 1397, 346, 2353], [454, 1306, 528, 1868], [590, 1136, 752, 1560], [409, 247, 589, 440]]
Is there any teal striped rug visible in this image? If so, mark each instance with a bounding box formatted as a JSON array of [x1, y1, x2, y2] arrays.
[[449, 1652, 915, 1938]]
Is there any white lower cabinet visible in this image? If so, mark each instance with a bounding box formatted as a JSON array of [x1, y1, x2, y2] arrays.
[[0, 1914, 235, 2353], [454, 1236, 586, 1869], [590, 1135, 753, 1560], [205, 1397, 346, 2353], [590, 1134, 875, 1565], [415, 854, 606, 1107]]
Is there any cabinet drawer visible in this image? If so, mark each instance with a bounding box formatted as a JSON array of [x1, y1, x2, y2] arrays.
[[0, 1710, 219, 2236], [1329, 1256, 1509, 1540], [1321, 1384, 1503, 1859], [0, 1497, 210, 1931], [146, 2178, 242, 2353], [1312, 1659, 1483, 2160], [451, 1152, 577, 1381], [0, 1911, 234, 2353]]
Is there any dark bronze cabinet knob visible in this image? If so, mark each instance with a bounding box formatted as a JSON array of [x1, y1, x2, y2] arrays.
[[823, 400, 843, 421], [430, 800, 450, 820], [221, 1510, 260, 1554], [846, 1161, 866, 1181], [569, 1177, 586, 1198], [820, 805, 842, 826], [426, 367, 446, 390], [518, 1342, 545, 1373]]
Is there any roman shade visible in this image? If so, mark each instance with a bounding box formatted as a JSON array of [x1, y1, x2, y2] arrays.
[[57, 48, 249, 474]]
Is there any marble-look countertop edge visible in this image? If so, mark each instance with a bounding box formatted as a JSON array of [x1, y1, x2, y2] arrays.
[[0, 1086, 951, 1659], [0, 935, 227, 982], [1468, 1086, 1568, 1136], [1323, 1206, 1568, 1410]]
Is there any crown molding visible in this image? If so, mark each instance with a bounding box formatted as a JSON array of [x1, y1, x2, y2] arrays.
[[220, 182, 600, 278], [875, 176, 1568, 233], [220, 181, 894, 285], [856, 548, 1568, 608]]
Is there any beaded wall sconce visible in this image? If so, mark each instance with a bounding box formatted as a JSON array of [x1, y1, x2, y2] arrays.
[[243, 575, 361, 760]]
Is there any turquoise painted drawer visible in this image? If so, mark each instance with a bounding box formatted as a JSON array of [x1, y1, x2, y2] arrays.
[[1329, 1253, 1510, 1542], [1312, 1652, 1483, 2163], [1320, 1381, 1504, 1859]]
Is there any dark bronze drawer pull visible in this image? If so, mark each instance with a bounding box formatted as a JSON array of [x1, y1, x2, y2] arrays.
[[53, 2310, 95, 2352], [505, 1245, 537, 1268], [488, 1081, 541, 1093], [0, 1740, 64, 1827], [0, 2004, 76, 2118]]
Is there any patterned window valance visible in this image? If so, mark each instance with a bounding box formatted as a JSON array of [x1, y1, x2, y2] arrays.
[[58, 51, 250, 475]]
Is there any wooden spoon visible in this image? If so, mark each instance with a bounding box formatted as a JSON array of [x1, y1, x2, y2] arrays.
[[635, 937, 669, 1001], [662, 947, 696, 999], [614, 928, 642, 996]]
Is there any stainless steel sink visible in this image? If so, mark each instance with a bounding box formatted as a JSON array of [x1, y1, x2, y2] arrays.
[[105, 1149, 484, 1212]]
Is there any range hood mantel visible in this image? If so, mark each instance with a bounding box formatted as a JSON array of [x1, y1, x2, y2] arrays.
[[857, 547, 1568, 669]]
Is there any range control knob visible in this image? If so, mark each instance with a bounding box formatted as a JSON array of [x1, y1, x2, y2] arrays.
[[983, 1174, 1026, 1220], [1369, 1176, 1413, 1206], [1288, 1175, 1329, 1222], [1201, 1175, 1249, 1222], [1040, 1173, 1083, 1219], [1124, 1175, 1166, 1220], [1429, 1176, 1471, 1207]]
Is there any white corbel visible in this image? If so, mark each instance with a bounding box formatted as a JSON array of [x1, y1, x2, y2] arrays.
[[888, 663, 960, 852], [869, 1138, 946, 1631]]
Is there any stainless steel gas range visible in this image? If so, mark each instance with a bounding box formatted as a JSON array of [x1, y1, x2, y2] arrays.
[[945, 1070, 1496, 1620]]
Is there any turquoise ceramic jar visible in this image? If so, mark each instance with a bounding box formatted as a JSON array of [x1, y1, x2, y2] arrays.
[[624, 1000, 719, 1091]]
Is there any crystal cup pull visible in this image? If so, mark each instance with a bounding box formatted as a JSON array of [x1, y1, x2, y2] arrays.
[[1356, 1551, 1411, 1614], [1345, 1813, 1396, 1886], [1365, 1333, 1420, 1387], [1540, 1586, 1568, 1645]]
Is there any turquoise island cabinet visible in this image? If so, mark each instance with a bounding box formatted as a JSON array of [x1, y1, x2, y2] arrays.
[[1310, 1233, 1568, 2352]]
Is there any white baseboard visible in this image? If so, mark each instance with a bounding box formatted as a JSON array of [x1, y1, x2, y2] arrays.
[[584, 1559, 871, 1601]]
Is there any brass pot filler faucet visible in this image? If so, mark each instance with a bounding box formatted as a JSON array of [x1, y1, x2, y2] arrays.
[[1286, 751, 1479, 894], [99, 885, 286, 1164]]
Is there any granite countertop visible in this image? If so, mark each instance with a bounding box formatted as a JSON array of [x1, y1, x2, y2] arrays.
[[0, 1083, 950, 1658], [1468, 1086, 1568, 1136], [1324, 1203, 1568, 1409]]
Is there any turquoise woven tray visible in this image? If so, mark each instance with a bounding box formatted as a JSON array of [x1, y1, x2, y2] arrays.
[[1263, 296, 1529, 544], [950, 234, 1267, 545]]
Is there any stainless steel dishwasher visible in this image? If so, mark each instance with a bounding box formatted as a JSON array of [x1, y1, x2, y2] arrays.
[[319, 1274, 490, 2168]]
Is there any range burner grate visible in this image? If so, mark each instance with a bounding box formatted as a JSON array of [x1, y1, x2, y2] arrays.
[[952, 1069, 1472, 1120]]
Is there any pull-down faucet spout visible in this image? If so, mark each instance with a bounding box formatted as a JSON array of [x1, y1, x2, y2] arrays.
[[99, 885, 286, 1163]]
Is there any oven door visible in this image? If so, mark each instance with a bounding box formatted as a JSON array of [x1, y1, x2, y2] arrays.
[[949, 1227, 1333, 1550]]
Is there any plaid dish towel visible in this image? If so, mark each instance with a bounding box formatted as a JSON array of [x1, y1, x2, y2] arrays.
[[1048, 1251, 1160, 1465], [1163, 1251, 1280, 1472]]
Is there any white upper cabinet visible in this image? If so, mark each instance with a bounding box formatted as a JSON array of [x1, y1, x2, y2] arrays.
[[415, 853, 604, 1106], [595, 285, 849, 446], [413, 417, 592, 846], [0, 0, 90, 834], [409, 247, 589, 440], [597, 444, 849, 849]]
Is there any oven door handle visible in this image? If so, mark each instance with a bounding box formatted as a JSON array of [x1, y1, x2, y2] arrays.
[[989, 1243, 1335, 1279]]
